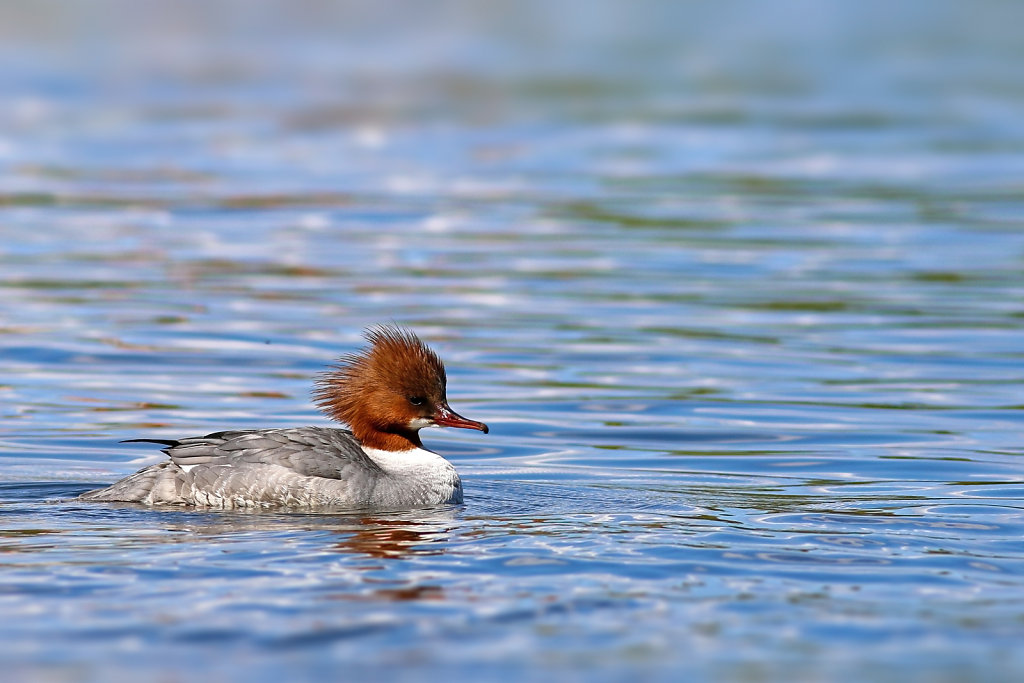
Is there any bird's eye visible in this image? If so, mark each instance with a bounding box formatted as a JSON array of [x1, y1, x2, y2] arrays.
[[408, 396, 426, 406]]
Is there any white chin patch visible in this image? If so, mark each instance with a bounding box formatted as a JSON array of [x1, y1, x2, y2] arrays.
[[407, 417, 434, 430]]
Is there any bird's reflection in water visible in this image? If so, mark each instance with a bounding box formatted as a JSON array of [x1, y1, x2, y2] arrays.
[[336, 516, 450, 559], [114, 503, 462, 561], [328, 516, 453, 603], [71, 500, 461, 605]]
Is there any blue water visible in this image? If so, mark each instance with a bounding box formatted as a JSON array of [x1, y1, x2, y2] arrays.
[[2, 1, 1023, 681]]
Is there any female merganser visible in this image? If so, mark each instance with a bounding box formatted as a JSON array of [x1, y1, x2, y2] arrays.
[[79, 325, 488, 509]]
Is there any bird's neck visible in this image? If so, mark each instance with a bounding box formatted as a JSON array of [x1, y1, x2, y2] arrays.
[[353, 424, 424, 452]]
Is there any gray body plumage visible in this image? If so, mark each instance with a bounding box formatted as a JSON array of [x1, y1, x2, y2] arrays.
[[79, 427, 463, 510]]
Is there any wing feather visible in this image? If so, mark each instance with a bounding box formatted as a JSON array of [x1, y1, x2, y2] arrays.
[[165, 427, 384, 479]]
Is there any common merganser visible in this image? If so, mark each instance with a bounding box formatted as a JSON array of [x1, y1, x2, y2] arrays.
[[79, 325, 488, 509]]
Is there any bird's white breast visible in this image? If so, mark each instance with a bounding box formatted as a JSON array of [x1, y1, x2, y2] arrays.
[[361, 446, 450, 473]]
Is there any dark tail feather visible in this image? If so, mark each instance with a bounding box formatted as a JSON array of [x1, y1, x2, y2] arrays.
[[121, 438, 181, 447]]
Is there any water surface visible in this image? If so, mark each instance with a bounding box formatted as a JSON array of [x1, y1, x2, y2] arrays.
[[1, 2, 1023, 681]]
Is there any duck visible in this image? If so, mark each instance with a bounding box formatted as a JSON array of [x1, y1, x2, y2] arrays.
[[79, 325, 488, 509]]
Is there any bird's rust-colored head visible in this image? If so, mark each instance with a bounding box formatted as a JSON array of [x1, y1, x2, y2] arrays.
[[313, 325, 488, 451]]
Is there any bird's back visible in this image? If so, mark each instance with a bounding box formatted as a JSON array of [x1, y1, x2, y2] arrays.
[[80, 427, 390, 508]]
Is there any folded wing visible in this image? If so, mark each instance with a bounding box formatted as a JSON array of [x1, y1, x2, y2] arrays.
[[160, 427, 384, 479]]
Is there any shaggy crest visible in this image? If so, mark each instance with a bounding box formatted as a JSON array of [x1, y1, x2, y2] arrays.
[[313, 325, 449, 447]]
